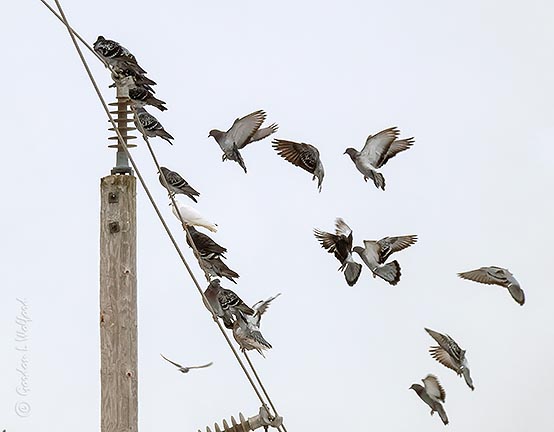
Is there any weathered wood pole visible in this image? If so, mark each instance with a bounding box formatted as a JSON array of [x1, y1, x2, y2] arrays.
[[100, 174, 137, 432]]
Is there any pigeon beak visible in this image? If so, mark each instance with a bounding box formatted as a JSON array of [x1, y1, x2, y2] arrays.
[[343, 150, 347, 155]]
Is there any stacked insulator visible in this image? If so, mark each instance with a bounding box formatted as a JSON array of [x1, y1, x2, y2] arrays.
[[199, 407, 283, 432]]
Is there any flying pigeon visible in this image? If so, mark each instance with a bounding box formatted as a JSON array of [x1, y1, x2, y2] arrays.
[[208, 110, 278, 173], [410, 374, 449, 425], [425, 328, 474, 390], [313, 218, 362, 286], [93, 36, 146, 75], [352, 235, 417, 285], [344, 127, 414, 190], [134, 107, 174, 144], [458, 266, 525, 306], [203, 279, 254, 329], [160, 354, 213, 374], [159, 167, 200, 202], [185, 225, 227, 260], [171, 199, 217, 233], [129, 87, 167, 111], [272, 139, 325, 191]]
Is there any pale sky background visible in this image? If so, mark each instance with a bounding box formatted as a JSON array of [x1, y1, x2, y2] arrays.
[[2, 1, 554, 430]]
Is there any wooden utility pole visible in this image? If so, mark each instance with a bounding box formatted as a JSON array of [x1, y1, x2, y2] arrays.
[[100, 88, 138, 432]]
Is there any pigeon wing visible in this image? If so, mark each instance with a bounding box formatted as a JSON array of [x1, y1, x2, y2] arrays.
[[377, 235, 418, 262], [247, 123, 279, 145], [429, 346, 460, 373], [335, 218, 353, 237], [252, 293, 282, 318], [314, 229, 339, 253], [360, 127, 400, 167], [425, 328, 464, 362], [187, 362, 214, 370], [272, 139, 320, 174], [379, 137, 414, 167], [458, 267, 508, 286], [507, 283, 525, 305], [422, 374, 446, 402], [227, 110, 266, 148], [160, 354, 183, 369]]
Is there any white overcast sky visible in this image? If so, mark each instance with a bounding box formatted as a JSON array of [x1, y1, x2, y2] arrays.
[[2, 1, 554, 431]]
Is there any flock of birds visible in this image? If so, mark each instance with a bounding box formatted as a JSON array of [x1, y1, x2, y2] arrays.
[[93, 35, 527, 426]]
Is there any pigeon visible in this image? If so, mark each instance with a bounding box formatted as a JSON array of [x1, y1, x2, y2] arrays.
[[458, 266, 525, 305], [344, 127, 414, 190], [134, 107, 174, 144], [410, 374, 449, 425], [203, 279, 254, 329], [185, 225, 227, 260], [109, 66, 156, 94], [160, 354, 213, 374], [272, 139, 325, 191], [208, 110, 278, 173], [171, 199, 217, 232], [425, 328, 474, 390], [129, 87, 167, 111], [93, 36, 146, 75], [159, 167, 200, 202], [201, 256, 240, 284], [313, 218, 362, 286], [352, 235, 417, 285]]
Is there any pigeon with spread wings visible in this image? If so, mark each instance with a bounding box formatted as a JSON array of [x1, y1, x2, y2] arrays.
[[458, 266, 525, 305], [410, 374, 449, 425], [273, 139, 325, 191], [160, 354, 213, 374]]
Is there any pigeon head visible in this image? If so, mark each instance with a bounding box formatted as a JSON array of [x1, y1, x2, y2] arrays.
[[352, 246, 364, 256], [209, 278, 221, 287], [208, 129, 223, 140], [344, 148, 358, 160], [409, 383, 424, 393]]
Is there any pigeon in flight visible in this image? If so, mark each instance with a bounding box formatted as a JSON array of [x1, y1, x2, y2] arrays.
[[344, 127, 414, 190], [425, 328, 474, 390], [203, 279, 254, 329], [208, 110, 278, 173], [458, 266, 525, 306], [159, 167, 200, 202], [171, 199, 218, 233], [129, 87, 167, 111], [160, 354, 213, 374], [410, 374, 449, 425], [272, 139, 325, 191], [93, 36, 146, 75], [134, 107, 174, 144], [313, 218, 362, 286], [352, 235, 416, 285]]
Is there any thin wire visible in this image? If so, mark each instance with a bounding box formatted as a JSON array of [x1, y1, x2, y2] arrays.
[[49, 1, 285, 426]]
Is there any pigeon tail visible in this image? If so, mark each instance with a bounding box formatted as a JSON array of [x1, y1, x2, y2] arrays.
[[160, 132, 174, 145], [194, 221, 218, 233], [462, 368, 474, 390], [373, 260, 401, 285], [436, 404, 449, 425], [370, 171, 386, 190], [344, 262, 362, 287]]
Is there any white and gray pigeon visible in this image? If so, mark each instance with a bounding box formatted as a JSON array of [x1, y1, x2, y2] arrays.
[[134, 107, 174, 144], [171, 198, 217, 232], [203, 279, 254, 329], [159, 167, 200, 202], [208, 110, 278, 173], [425, 327, 474, 390], [160, 354, 213, 374], [344, 127, 414, 190], [352, 235, 417, 285], [93, 36, 146, 75], [272, 139, 325, 191], [129, 87, 167, 111], [458, 266, 525, 306], [313, 218, 362, 286], [410, 374, 449, 425]]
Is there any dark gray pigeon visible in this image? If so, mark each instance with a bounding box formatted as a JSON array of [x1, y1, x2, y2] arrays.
[[344, 127, 414, 190], [93, 36, 146, 75], [159, 167, 200, 202], [314, 218, 362, 286], [110, 67, 156, 93], [272, 139, 325, 191], [129, 87, 167, 111], [160, 354, 213, 374], [134, 107, 173, 144], [201, 256, 239, 284], [203, 279, 254, 329], [410, 374, 449, 425], [208, 110, 278, 173], [458, 266, 525, 305], [185, 225, 227, 260]]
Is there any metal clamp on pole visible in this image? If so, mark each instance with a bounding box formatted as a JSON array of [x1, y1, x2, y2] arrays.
[[199, 406, 283, 432]]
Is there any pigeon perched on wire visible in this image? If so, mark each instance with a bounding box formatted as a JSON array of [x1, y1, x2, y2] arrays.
[[410, 374, 449, 425], [110, 67, 157, 93], [185, 225, 226, 259], [352, 235, 417, 285], [344, 127, 414, 190], [232, 293, 280, 357], [425, 328, 474, 390], [313, 218, 362, 286], [160, 354, 213, 374], [203, 279, 254, 329], [134, 107, 174, 144], [171, 199, 218, 232], [272, 139, 325, 191], [201, 256, 239, 284], [458, 266, 525, 305], [129, 87, 167, 111], [208, 110, 278, 173], [159, 167, 200, 202], [93, 36, 146, 75]]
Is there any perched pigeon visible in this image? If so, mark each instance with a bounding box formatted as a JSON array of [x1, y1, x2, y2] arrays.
[[410, 374, 449, 425], [134, 107, 174, 144], [160, 354, 213, 374], [458, 266, 525, 306], [201, 256, 239, 284], [159, 167, 200, 202], [171, 199, 217, 232], [314, 218, 362, 286], [352, 235, 417, 285], [344, 127, 414, 190], [208, 110, 278, 173], [203, 279, 254, 329], [272, 139, 325, 191], [129, 87, 167, 111], [110, 67, 156, 94], [185, 225, 227, 260], [425, 328, 474, 390], [93, 36, 146, 75]]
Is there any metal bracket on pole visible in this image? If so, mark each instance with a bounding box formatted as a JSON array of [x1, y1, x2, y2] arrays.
[[109, 86, 136, 175], [199, 406, 283, 432]]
